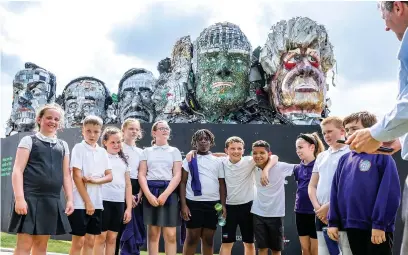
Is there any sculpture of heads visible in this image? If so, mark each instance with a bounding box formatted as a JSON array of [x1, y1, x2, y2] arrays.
[[7, 62, 57, 135], [118, 68, 156, 123], [58, 77, 112, 128], [260, 17, 335, 123], [192, 22, 252, 116]]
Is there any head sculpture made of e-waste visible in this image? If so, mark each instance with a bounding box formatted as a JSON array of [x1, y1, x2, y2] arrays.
[[192, 22, 252, 121], [260, 16, 336, 124], [58, 76, 112, 128], [118, 68, 156, 123], [6, 62, 57, 136]]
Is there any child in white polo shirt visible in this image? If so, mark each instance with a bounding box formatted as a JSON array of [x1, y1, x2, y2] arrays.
[[180, 129, 226, 255], [187, 136, 278, 255], [68, 116, 113, 255], [308, 116, 352, 255], [93, 126, 133, 255], [138, 120, 183, 255], [250, 140, 296, 255]]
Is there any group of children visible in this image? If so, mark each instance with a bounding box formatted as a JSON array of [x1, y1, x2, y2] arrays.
[[8, 102, 403, 255]]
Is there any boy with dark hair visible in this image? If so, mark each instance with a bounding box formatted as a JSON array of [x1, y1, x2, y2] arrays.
[[180, 129, 227, 255], [327, 111, 401, 255], [251, 140, 296, 255]]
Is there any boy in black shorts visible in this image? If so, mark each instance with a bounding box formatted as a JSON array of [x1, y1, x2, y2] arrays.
[[180, 129, 227, 255], [69, 116, 113, 255], [251, 140, 295, 255]]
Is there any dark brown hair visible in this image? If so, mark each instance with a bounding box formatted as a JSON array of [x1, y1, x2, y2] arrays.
[[101, 126, 128, 166], [252, 140, 270, 152], [343, 111, 377, 128], [297, 132, 325, 158]]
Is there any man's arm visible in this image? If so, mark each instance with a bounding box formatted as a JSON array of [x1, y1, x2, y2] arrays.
[[370, 84, 408, 142]]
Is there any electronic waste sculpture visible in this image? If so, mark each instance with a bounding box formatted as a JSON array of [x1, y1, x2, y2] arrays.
[[258, 16, 336, 124], [6, 62, 57, 136], [5, 17, 337, 136], [57, 76, 113, 128]]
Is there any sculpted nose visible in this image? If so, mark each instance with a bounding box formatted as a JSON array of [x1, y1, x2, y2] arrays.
[[18, 91, 32, 107]]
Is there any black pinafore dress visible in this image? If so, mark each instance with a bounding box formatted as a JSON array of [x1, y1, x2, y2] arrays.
[[8, 135, 72, 235]]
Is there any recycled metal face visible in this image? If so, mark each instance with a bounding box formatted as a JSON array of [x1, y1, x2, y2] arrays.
[[63, 78, 108, 128], [193, 22, 252, 116], [118, 69, 156, 123], [260, 17, 335, 121], [9, 63, 56, 134]]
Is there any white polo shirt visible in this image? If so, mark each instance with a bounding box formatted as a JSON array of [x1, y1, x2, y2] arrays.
[[122, 143, 143, 179], [102, 154, 130, 202], [222, 156, 256, 205], [141, 145, 182, 181], [18, 132, 70, 155], [313, 145, 350, 205], [70, 140, 112, 209], [251, 162, 296, 217], [182, 154, 224, 201]]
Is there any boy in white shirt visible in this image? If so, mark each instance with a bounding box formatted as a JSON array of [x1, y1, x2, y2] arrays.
[[217, 137, 277, 255], [180, 129, 226, 255], [308, 116, 352, 255], [250, 140, 296, 255], [186, 136, 278, 255], [68, 116, 113, 255]]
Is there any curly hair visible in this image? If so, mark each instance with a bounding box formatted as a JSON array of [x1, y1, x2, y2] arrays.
[[191, 129, 215, 149]]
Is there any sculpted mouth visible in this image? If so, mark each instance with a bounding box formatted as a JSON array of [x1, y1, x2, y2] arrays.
[[294, 84, 318, 93], [123, 111, 150, 123], [14, 108, 36, 121], [212, 82, 234, 88]]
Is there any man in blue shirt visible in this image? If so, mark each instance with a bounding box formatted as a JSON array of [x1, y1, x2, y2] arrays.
[[346, 2, 408, 254]]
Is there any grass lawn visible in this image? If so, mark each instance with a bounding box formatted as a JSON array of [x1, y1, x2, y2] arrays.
[[1, 232, 175, 254]]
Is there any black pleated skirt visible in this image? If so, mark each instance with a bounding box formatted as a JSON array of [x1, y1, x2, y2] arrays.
[[8, 196, 72, 235], [143, 192, 181, 227]]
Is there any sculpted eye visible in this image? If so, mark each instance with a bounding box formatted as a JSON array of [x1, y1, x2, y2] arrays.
[[284, 55, 300, 70], [307, 55, 319, 68]]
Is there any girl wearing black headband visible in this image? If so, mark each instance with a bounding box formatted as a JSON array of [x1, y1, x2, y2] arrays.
[[293, 132, 325, 255]]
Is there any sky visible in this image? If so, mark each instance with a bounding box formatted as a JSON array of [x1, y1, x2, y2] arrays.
[[0, 0, 403, 137]]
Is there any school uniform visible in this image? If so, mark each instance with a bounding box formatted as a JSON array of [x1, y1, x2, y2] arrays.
[[141, 144, 182, 227], [222, 156, 256, 244], [8, 133, 72, 235], [182, 154, 224, 230], [122, 143, 143, 195], [101, 154, 129, 233], [293, 160, 317, 239], [116, 144, 145, 255], [312, 146, 352, 255], [251, 162, 296, 251], [328, 152, 401, 255], [68, 140, 112, 236]]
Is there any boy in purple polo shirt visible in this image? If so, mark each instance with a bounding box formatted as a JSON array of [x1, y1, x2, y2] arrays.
[[327, 111, 401, 255]]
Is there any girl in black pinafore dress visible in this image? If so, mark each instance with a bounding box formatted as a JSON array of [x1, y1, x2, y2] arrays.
[[8, 104, 74, 254]]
